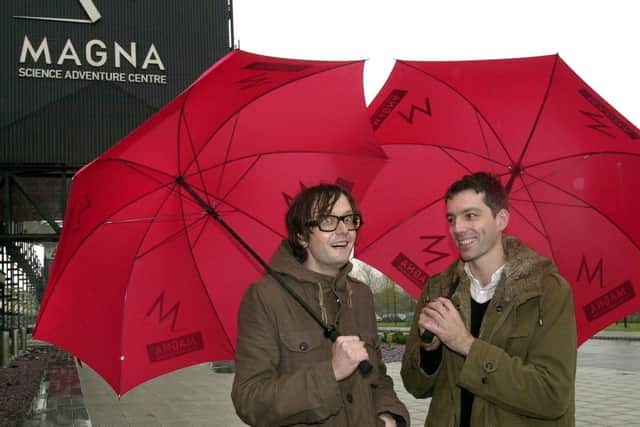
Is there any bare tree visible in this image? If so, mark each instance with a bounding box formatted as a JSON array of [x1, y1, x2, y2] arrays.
[[351, 258, 384, 292]]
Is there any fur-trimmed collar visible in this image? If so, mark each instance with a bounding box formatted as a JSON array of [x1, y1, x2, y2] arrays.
[[441, 235, 557, 302], [501, 235, 556, 281]]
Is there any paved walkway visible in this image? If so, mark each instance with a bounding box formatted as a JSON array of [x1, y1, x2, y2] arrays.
[[24, 332, 640, 426]]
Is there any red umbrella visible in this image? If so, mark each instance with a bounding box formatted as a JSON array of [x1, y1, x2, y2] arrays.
[[356, 54, 640, 345], [33, 49, 386, 395]]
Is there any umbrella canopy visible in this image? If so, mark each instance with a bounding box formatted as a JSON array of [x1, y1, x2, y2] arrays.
[[356, 54, 640, 345], [34, 49, 386, 395]]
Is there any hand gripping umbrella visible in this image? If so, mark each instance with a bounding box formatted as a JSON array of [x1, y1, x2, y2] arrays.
[[33, 50, 384, 395], [356, 54, 640, 344]]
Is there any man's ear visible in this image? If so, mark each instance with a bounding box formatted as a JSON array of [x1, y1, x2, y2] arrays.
[[496, 208, 510, 232], [297, 233, 308, 248]]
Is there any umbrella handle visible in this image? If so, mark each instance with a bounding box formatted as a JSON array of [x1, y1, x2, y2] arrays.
[[420, 330, 434, 344], [324, 327, 373, 376], [419, 276, 459, 345]]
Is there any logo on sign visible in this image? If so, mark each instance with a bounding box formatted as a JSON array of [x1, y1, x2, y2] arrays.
[[14, 0, 101, 24]]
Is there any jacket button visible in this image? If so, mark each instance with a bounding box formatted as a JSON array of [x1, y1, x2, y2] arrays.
[[299, 342, 308, 351], [346, 393, 353, 403], [481, 376, 489, 384], [496, 305, 503, 312], [485, 361, 494, 371]]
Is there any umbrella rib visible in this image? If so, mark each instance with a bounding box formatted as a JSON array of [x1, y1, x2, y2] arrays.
[[92, 158, 176, 182], [437, 145, 512, 171], [517, 168, 640, 252], [474, 108, 497, 173], [214, 113, 242, 208], [509, 197, 587, 209], [176, 183, 255, 355], [180, 149, 384, 211], [505, 55, 560, 191], [182, 149, 385, 176], [117, 178, 188, 392], [132, 213, 208, 260], [382, 141, 512, 169], [37, 160, 185, 324], [398, 60, 515, 166], [523, 151, 640, 170], [215, 154, 260, 208], [356, 140, 515, 255], [356, 197, 444, 254], [180, 60, 364, 174], [178, 96, 220, 211], [508, 175, 557, 261], [508, 203, 549, 240], [180, 179, 287, 241], [101, 158, 207, 216]]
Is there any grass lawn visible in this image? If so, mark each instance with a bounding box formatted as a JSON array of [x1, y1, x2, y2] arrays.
[[605, 322, 640, 332], [376, 322, 640, 331], [377, 321, 410, 328]]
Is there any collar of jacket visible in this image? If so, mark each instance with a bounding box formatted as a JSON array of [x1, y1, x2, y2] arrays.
[[443, 235, 557, 306], [268, 240, 355, 325], [268, 240, 353, 286]]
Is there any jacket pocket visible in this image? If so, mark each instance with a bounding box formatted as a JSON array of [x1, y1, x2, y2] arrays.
[[278, 330, 328, 372], [503, 302, 537, 357]]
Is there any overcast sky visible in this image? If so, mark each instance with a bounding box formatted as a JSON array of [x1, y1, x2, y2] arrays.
[[232, 0, 640, 127]]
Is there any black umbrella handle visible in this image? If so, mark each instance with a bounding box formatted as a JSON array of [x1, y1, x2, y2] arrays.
[[324, 327, 373, 376], [420, 330, 434, 344]]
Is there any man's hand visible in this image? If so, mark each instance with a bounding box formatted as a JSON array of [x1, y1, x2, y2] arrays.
[[378, 413, 397, 427], [420, 297, 474, 356], [331, 336, 369, 381], [418, 307, 442, 351]]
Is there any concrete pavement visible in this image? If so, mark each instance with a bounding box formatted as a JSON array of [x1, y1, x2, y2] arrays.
[[25, 332, 640, 426]]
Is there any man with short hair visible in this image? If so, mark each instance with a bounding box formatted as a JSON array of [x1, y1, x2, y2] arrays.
[[401, 172, 577, 427], [232, 184, 409, 427]]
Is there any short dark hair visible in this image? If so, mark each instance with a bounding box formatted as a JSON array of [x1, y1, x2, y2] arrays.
[[445, 172, 508, 215], [286, 184, 358, 262]]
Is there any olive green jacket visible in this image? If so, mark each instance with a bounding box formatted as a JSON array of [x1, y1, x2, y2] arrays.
[[232, 241, 409, 426], [402, 235, 577, 427]]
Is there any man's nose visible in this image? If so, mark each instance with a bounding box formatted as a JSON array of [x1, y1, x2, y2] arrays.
[[335, 218, 349, 233], [450, 218, 464, 233]]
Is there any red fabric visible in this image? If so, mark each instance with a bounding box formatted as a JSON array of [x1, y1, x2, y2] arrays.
[[34, 50, 386, 395], [356, 54, 640, 345]]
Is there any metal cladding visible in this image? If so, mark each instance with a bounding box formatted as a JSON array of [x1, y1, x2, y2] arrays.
[[1, 0, 232, 165]]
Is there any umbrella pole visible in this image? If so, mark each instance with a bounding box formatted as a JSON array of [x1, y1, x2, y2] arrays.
[[176, 178, 372, 375]]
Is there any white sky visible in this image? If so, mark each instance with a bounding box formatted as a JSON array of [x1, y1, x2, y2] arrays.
[[232, 0, 640, 127]]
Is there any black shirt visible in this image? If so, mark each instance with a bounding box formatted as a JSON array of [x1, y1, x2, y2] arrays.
[[460, 298, 490, 427]]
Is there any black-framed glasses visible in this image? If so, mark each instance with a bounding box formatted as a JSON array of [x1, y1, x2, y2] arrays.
[[307, 213, 363, 232]]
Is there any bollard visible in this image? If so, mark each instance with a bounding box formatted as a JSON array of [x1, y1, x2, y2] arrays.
[[11, 329, 19, 358], [1, 331, 9, 367]]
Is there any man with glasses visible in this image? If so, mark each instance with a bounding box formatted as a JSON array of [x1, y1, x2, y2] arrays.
[[232, 184, 409, 427]]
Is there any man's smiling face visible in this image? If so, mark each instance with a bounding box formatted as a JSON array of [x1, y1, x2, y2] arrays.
[[446, 189, 507, 264], [302, 194, 356, 277]]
